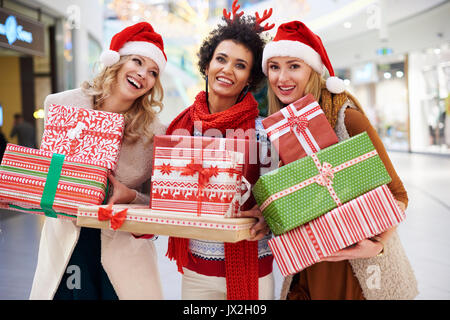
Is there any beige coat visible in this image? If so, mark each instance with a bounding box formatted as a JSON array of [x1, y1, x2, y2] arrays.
[[29, 88, 166, 299]]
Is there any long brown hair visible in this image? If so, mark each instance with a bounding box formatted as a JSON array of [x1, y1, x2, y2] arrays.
[[81, 55, 163, 143]]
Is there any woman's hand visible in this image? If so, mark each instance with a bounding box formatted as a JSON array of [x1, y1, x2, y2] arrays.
[[321, 239, 383, 262], [107, 173, 137, 205], [238, 205, 270, 241]]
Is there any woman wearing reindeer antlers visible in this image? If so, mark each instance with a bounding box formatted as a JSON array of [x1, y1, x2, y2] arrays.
[[165, 0, 276, 300]]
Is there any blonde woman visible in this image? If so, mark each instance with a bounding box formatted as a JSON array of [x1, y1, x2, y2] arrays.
[[30, 22, 167, 300], [262, 21, 417, 300]]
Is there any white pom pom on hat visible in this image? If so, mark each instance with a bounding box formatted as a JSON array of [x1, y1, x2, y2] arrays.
[[326, 76, 345, 94], [100, 22, 167, 73], [100, 49, 120, 67], [262, 20, 345, 94]]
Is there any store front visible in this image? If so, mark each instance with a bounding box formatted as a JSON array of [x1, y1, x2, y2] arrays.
[[0, 0, 75, 147], [341, 43, 450, 156], [345, 58, 409, 152], [409, 43, 450, 155]]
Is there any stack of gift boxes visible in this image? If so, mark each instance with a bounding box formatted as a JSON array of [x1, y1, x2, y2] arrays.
[[0, 105, 125, 219], [0, 96, 406, 249], [0, 103, 258, 241], [75, 134, 259, 242], [252, 94, 406, 276]]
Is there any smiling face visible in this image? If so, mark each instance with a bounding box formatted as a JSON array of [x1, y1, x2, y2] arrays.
[[206, 40, 253, 102], [113, 55, 159, 112], [267, 56, 313, 105]]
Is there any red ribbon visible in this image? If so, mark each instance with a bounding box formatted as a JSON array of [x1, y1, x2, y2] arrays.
[[98, 204, 127, 230], [315, 162, 335, 186], [287, 114, 309, 135], [270, 106, 310, 136], [181, 161, 219, 187], [180, 156, 219, 216]]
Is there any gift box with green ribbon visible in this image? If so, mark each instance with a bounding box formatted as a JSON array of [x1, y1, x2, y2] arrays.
[[252, 132, 392, 235], [0, 144, 108, 219]]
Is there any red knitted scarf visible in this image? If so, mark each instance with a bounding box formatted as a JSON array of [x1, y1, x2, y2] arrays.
[[166, 91, 259, 300]]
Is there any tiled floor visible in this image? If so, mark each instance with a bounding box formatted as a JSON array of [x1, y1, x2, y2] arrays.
[[0, 151, 449, 300]]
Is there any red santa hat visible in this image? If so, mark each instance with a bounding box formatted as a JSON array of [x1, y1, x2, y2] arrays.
[[100, 22, 167, 73], [262, 20, 345, 94]]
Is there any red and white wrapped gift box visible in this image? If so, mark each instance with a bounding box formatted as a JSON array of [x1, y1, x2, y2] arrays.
[[262, 93, 338, 165], [150, 135, 252, 218], [268, 185, 406, 276], [0, 144, 108, 219], [40, 104, 125, 170]]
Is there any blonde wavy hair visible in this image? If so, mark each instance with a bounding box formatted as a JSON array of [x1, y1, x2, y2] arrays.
[[267, 69, 364, 128], [81, 55, 163, 144]]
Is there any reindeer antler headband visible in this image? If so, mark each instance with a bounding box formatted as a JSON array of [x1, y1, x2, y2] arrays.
[[223, 0, 274, 33]]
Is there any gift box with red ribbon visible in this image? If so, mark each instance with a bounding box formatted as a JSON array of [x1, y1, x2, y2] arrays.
[[262, 93, 338, 165], [40, 105, 125, 170], [268, 185, 405, 276], [0, 144, 108, 219], [150, 135, 255, 218], [76, 204, 256, 242], [253, 132, 392, 235]]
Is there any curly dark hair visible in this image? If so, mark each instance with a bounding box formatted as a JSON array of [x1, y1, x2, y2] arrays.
[[198, 16, 267, 92]]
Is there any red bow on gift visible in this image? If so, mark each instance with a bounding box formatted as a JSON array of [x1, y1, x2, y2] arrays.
[[287, 115, 309, 135], [180, 159, 219, 216], [315, 162, 334, 187], [98, 203, 127, 230], [181, 161, 219, 187]]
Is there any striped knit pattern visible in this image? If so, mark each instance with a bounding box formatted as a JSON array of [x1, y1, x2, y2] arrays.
[[269, 185, 406, 276], [0, 144, 108, 218]]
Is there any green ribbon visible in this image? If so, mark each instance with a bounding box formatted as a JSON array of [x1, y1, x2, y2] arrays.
[[40, 153, 66, 218], [103, 180, 110, 205], [6, 153, 109, 219], [8, 204, 76, 219]]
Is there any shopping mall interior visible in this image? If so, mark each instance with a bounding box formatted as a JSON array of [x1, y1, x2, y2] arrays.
[[0, 0, 449, 300]]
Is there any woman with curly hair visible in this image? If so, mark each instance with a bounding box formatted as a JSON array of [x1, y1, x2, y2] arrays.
[[166, 1, 275, 300], [30, 22, 167, 300]]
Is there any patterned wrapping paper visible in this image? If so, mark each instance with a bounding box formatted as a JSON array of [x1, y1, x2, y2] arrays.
[[268, 185, 406, 276], [40, 104, 125, 170], [150, 135, 254, 218], [262, 94, 338, 165], [0, 144, 108, 219], [252, 132, 392, 235]]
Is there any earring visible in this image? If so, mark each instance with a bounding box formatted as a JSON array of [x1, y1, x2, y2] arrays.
[[205, 76, 210, 111], [237, 84, 250, 103]]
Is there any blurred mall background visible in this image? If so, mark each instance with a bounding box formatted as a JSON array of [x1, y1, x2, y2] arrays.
[[0, 0, 449, 155], [0, 0, 450, 300]]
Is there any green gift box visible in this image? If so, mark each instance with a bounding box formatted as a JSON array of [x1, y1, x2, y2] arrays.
[[252, 132, 392, 235]]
